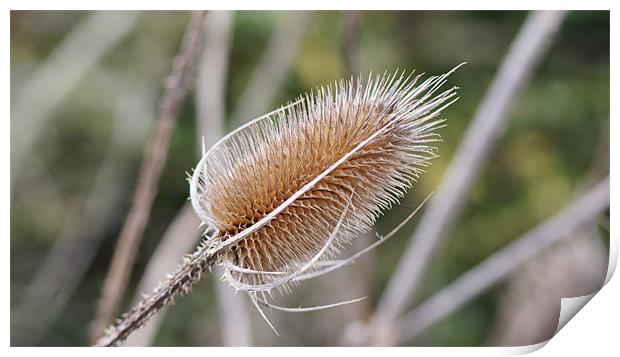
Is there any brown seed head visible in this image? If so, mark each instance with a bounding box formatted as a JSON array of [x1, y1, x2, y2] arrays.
[[190, 67, 461, 294]]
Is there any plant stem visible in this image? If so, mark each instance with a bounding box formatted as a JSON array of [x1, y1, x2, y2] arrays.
[[95, 243, 218, 346], [90, 11, 208, 343]]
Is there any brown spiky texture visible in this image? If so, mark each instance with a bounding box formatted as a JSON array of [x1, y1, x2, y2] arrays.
[[96, 66, 461, 346], [190, 67, 461, 298]]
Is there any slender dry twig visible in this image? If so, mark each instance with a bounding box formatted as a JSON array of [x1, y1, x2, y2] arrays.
[[367, 11, 568, 344], [126, 11, 317, 346], [11, 11, 139, 183], [90, 11, 209, 343], [125, 11, 251, 347], [95, 66, 461, 346], [230, 11, 312, 127], [395, 176, 610, 344]]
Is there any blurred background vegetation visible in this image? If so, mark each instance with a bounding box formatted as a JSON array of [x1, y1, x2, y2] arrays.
[[10, 10, 609, 346]]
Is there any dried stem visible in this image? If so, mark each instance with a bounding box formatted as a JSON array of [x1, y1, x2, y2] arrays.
[[90, 11, 208, 343], [124, 11, 251, 347], [95, 243, 218, 346], [395, 176, 610, 344], [124, 10, 312, 346], [367, 11, 568, 344]]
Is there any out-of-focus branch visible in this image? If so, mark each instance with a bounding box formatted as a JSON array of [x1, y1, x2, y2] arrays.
[[321, 10, 375, 346], [488, 225, 607, 346], [342, 11, 361, 78], [123, 10, 245, 346], [213, 266, 253, 346], [196, 9, 254, 346], [122, 11, 312, 346], [395, 176, 610, 344], [195, 11, 233, 151], [488, 121, 609, 346], [90, 11, 209, 343], [13, 78, 155, 346], [230, 11, 312, 127], [11, 11, 139, 183], [367, 11, 568, 344]]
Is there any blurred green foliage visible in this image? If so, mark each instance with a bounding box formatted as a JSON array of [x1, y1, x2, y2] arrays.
[[10, 10, 609, 346]]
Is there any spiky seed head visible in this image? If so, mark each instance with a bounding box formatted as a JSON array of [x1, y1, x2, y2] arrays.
[[190, 67, 461, 294]]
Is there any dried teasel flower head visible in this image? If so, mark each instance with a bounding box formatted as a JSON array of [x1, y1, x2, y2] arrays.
[[189, 66, 462, 326]]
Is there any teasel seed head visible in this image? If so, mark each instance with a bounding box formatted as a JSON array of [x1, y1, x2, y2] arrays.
[[189, 66, 462, 302]]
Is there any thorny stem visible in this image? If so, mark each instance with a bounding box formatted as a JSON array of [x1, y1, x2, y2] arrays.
[[90, 11, 209, 343], [95, 241, 218, 346]]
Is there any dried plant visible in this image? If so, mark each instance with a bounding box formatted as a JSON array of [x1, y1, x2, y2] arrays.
[[95, 65, 462, 346]]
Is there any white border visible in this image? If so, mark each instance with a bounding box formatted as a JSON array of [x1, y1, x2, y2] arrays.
[[4, 1, 617, 355]]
